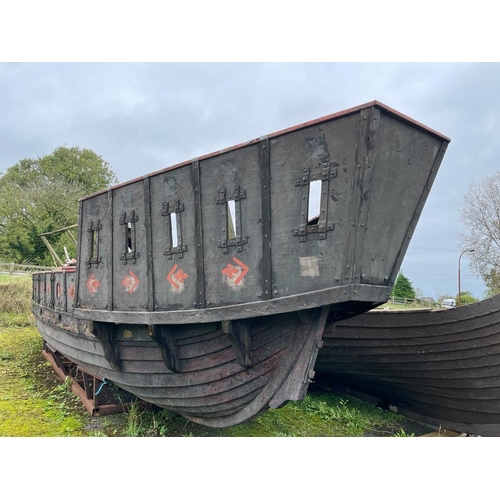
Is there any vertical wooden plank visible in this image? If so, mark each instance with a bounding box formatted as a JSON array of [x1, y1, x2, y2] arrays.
[[143, 176, 154, 312], [191, 158, 205, 308], [341, 109, 370, 286], [63, 271, 68, 312], [74, 200, 83, 308], [351, 107, 379, 285], [259, 136, 272, 300], [107, 187, 114, 311]]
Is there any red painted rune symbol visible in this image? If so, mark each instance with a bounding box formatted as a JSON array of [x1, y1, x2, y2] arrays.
[[87, 274, 101, 295], [222, 257, 249, 285], [121, 270, 140, 294], [68, 284, 76, 300], [222, 264, 239, 279], [56, 282, 62, 299], [167, 264, 188, 290]]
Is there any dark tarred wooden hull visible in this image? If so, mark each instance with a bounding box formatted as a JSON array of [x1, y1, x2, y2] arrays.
[[31, 101, 450, 428], [315, 297, 500, 436], [36, 305, 329, 427]]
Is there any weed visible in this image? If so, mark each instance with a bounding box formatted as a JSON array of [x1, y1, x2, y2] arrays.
[[0, 350, 13, 361], [393, 429, 415, 437]]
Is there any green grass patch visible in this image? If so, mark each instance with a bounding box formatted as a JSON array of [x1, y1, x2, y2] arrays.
[[0, 326, 86, 436]]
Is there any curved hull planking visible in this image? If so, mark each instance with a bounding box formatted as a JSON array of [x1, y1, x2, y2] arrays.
[[315, 296, 500, 436], [36, 305, 329, 427]]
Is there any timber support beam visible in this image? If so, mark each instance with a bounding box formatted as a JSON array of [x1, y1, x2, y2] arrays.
[[150, 325, 181, 373], [222, 320, 253, 368]]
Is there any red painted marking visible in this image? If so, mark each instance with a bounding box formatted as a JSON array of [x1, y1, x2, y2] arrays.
[[68, 284, 75, 300], [86, 274, 101, 295], [222, 257, 249, 285], [167, 264, 188, 290], [222, 263, 239, 279], [46, 285, 50, 295], [121, 270, 140, 294], [56, 282, 62, 299]]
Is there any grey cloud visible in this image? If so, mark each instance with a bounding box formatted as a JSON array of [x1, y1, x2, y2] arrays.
[[1, 62, 498, 299]]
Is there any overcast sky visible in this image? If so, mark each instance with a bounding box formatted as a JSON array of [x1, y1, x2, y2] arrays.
[[2, 61, 499, 299]]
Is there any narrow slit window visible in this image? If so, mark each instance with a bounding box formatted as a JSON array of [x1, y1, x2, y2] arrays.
[[170, 213, 178, 247], [227, 200, 238, 238], [91, 230, 97, 258], [308, 180, 321, 225], [126, 222, 132, 253]]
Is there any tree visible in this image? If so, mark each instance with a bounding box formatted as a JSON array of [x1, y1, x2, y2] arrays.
[[459, 172, 500, 297], [0, 146, 118, 265], [455, 290, 478, 305], [391, 271, 416, 300], [483, 268, 500, 298]]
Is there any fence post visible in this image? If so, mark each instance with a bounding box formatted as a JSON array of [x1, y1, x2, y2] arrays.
[[9, 262, 14, 275]]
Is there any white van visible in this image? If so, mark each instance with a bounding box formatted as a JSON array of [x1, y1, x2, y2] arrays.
[[441, 298, 456, 308]]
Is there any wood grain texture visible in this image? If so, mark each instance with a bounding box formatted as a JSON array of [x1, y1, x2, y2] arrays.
[[315, 296, 500, 436]]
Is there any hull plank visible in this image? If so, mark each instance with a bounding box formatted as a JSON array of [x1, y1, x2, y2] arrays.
[[32, 101, 450, 427], [315, 296, 500, 436]]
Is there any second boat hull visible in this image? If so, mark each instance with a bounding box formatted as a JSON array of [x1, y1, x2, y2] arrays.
[[315, 297, 500, 436]]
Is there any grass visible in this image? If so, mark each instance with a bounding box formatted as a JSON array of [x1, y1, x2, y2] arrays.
[[0, 273, 34, 327], [0, 326, 85, 436], [0, 273, 432, 437]]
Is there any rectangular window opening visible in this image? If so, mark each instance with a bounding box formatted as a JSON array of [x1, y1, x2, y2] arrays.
[[308, 180, 321, 225], [227, 200, 238, 238], [126, 222, 132, 253], [91, 231, 97, 259], [170, 213, 178, 247]]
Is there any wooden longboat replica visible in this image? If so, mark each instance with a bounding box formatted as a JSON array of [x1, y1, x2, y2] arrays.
[[31, 101, 450, 428], [315, 298, 500, 436]]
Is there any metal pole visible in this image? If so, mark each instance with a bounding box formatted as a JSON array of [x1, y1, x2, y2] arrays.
[[458, 249, 474, 305]]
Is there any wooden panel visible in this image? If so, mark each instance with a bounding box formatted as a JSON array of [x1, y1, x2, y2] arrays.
[[65, 271, 76, 312], [112, 182, 149, 311], [53, 272, 65, 311], [200, 144, 263, 307], [77, 192, 111, 310], [270, 113, 360, 297], [149, 166, 198, 310], [42, 273, 49, 307], [358, 112, 444, 286]]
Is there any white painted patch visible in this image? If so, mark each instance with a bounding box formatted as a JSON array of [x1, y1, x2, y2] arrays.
[[299, 256, 320, 277]]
